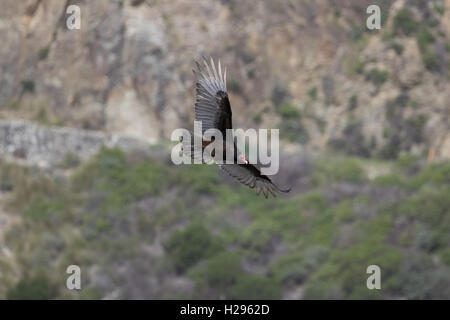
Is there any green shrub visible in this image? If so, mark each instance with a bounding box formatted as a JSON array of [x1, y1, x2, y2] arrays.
[[72, 147, 127, 191], [299, 191, 329, 212], [228, 79, 242, 94], [72, 148, 166, 208], [390, 42, 404, 55], [421, 50, 440, 71], [21, 80, 35, 94], [24, 200, 65, 224], [59, 152, 81, 169], [38, 46, 50, 60], [396, 187, 450, 236], [406, 114, 427, 143], [348, 94, 358, 110], [34, 106, 51, 125], [352, 60, 365, 74], [271, 81, 289, 107], [278, 103, 300, 119], [414, 26, 440, 72], [393, 8, 418, 36], [415, 162, 450, 185], [328, 121, 371, 157], [365, 68, 389, 86], [426, 18, 440, 28], [305, 240, 401, 299], [445, 42, 450, 53], [278, 103, 309, 143], [239, 220, 278, 252], [179, 165, 219, 194], [230, 274, 281, 299], [393, 253, 435, 299], [349, 25, 364, 42], [4, 99, 20, 110], [334, 200, 354, 223], [270, 253, 308, 285], [333, 8, 341, 19], [193, 252, 244, 297], [396, 154, 418, 170], [253, 113, 262, 125], [303, 280, 345, 299], [438, 248, 450, 266], [120, 161, 167, 199], [8, 173, 64, 213], [271, 246, 329, 285], [417, 27, 435, 51], [79, 286, 103, 300], [164, 222, 223, 273], [7, 274, 58, 300], [413, 224, 436, 252], [0, 163, 15, 192], [378, 134, 400, 160], [313, 157, 366, 184], [308, 87, 317, 100], [434, 4, 445, 15]]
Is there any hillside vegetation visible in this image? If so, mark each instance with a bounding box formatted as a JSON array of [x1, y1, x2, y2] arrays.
[[1, 148, 449, 299]]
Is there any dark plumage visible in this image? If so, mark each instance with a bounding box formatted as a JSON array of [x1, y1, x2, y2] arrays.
[[187, 57, 290, 198]]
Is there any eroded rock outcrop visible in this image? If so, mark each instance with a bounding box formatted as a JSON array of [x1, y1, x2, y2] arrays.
[[0, 120, 154, 167]]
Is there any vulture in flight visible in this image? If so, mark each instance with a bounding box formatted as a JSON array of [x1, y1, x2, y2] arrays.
[[183, 57, 290, 198]]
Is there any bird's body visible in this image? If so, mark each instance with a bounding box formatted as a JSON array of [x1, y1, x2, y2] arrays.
[[185, 57, 290, 198]]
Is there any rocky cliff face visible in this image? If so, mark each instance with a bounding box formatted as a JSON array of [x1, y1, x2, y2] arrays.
[[0, 0, 449, 160], [0, 120, 155, 168]]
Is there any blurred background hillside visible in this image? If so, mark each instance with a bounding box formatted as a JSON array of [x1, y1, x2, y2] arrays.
[[0, 0, 449, 299]]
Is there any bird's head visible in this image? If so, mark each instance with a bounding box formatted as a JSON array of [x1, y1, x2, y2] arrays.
[[238, 154, 248, 164]]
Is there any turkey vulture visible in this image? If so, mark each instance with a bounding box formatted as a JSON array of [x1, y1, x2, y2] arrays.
[[184, 57, 290, 198]]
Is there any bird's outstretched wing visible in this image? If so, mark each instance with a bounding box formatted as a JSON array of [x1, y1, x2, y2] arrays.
[[193, 57, 232, 138], [220, 163, 291, 198], [191, 57, 290, 198]]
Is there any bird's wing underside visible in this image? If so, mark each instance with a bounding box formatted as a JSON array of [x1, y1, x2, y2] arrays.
[[180, 130, 213, 164], [220, 163, 290, 198], [193, 57, 232, 138]]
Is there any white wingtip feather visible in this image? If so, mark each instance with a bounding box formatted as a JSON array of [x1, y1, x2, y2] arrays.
[[210, 56, 220, 84], [224, 67, 227, 89], [218, 59, 222, 86]]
